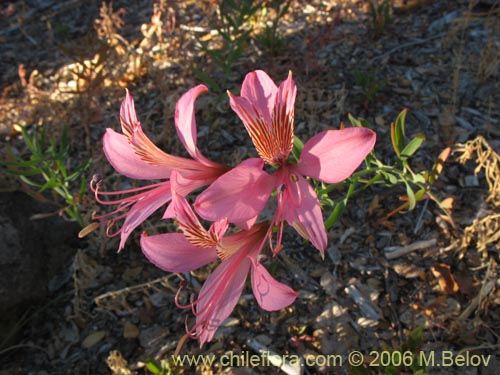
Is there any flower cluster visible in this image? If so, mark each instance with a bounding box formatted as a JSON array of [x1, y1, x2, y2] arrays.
[[91, 70, 376, 346]]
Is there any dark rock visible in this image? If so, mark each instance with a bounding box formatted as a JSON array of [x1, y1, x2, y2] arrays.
[[0, 192, 80, 338]]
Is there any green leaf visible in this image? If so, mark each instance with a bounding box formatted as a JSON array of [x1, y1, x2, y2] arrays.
[[20, 126, 36, 153], [19, 175, 42, 187], [358, 117, 373, 129], [6, 167, 45, 177], [404, 181, 416, 210], [414, 188, 426, 201], [413, 172, 426, 185], [145, 359, 162, 374], [39, 176, 59, 192], [390, 122, 399, 156], [348, 113, 362, 127], [291, 135, 304, 161], [391, 109, 407, 156], [395, 109, 407, 148], [0, 157, 41, 168], [381, 171, 398, 185], [400, 134, 425, 159]]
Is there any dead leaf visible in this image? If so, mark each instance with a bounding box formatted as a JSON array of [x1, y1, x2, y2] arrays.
[[431, 263, 459, 294], [82, 330, 106, 348], [430, 147, 451, 183], [453, 268, 477, 296], [123, 321, 140, 339], [439, 197, 454, 211], [107, 350, 133, 375], [393, 263, 425, 279], [368, 194, 380, 216]]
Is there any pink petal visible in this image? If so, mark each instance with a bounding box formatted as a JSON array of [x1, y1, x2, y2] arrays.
[[250, 263, 298, 311], [120, 90, 139, 138], [170, 176, 217, 247], [297, 127, 376, 183], [233, 216, 259, 231], [161, 171, 215, 219], [209, 218, 229, 242], [128, 124, 206, 172], [171, 171, 206, 231], [271, 71, 296, 160], [275, 71, 296, 120], [194, 158, 277, 225], [196, 254, 251, 345], [217, 221, 268, 260], [228, 94, 264, 131], [141, 233, 217, 272], [240, 70, 278, 125], [282, 172, 327, 255], [228, 94, 277, 165], [103, 129, 172, 180], [175, 85, 219, 168], [119, 182, 172, 250]]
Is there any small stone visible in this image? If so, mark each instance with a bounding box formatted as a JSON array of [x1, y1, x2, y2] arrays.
[[123, 321, 140, 339], [463, 175, 479, 187], [82, 330, 106, 349], [320, 272, 338, 296], [149, 292, 168, 307]]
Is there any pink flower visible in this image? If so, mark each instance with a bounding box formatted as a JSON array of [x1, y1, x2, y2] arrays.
[[141, 172, 297, 346], [195, 70, 376, 256], [91, 86, 229, 250]]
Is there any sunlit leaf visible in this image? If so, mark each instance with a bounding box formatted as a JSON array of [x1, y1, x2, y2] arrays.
[[404, 181, 416, 210], [291, 135, 304, 161], [400, 133, 425, 159]]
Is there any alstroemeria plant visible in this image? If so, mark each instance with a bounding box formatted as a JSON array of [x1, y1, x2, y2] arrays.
[[195, 70, 376, 255], [84, 68, 449, 348], [141, 172, 297, 346], [89, 85, 229, 250]]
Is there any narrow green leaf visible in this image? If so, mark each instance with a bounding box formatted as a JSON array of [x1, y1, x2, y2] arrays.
[[145, 359, 162, 374], [5, 168, 45, 177], [390, 122, 400, 156], [394, 108, 408, 153], [19, 126, 35, 151], [413, 172, 426, 185], [400, 133, 425, 159], [404, 181, 416, 210], [0, 158, 42, 168], [39, 177, 58, 193], [291, 135, 304, 161], [381, 171, 397, 185], [414, 188, 426, 201], [358, 117, 373, 129], [19, 175, 42, 187], [348, 113, 361, 127]]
